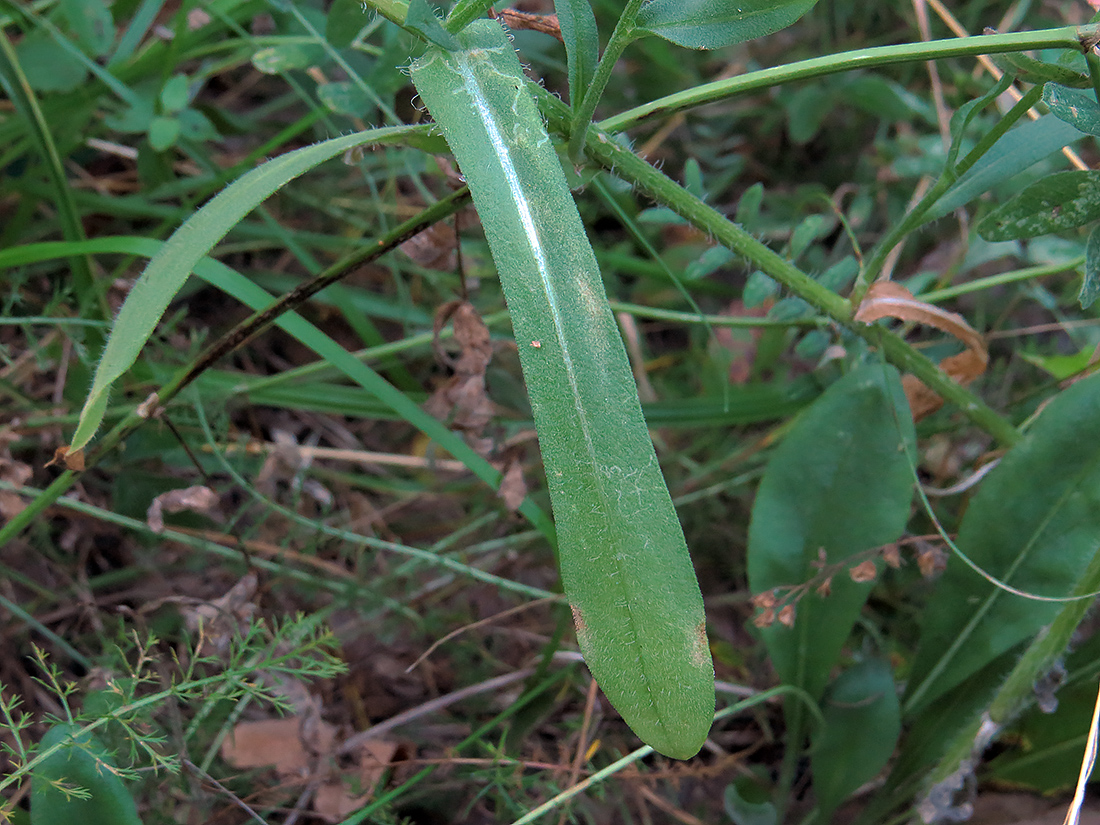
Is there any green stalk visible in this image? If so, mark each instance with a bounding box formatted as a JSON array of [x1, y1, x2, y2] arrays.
[[533, 86, 1022, 447], [918, 545, 1100, 802], [598, 26, 1098, 134], [855, 83, 1046, 295], [444, 0, 496, 33], [566, 0, 646, 160]]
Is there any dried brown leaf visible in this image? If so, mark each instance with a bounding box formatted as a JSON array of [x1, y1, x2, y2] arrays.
[[493, 9, 563, 42], [753, 608, 776, 628], [146, 485, 220, 533], [426, 302, 496, 443], [855, 281, 988, 421], [882, 544, 903, 569], [497, 457, 527, 512]]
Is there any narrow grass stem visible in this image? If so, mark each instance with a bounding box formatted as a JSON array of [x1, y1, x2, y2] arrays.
[[0, 190, 472, 551], [598, 26, 1097, 134], [566, 0, 646, 161]]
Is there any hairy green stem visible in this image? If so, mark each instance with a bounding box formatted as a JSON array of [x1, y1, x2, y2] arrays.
[[566, 0, 646, 160], [533, 87, 1021, 447], [444, 0, 496, 34], [599, 26, 1097, 134]]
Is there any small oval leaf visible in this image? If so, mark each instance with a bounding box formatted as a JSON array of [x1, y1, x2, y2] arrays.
[[977, 170, 1100, 242], [636, 0, 820, 50], [1044, 82, 1100, 137]]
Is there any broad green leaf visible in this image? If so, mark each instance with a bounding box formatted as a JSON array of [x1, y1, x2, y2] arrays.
[[554, 0, 599, 109], [58, 0, 115, 57], [68, 126, 426, 454], [811, 659, 900, 817], [412, 20, 713, 759], [932, 115, 1083, 218], [1044, 83, 1100, 137], [1083, 225, 1100, 308], [635, 0, 819, 50], [31, 723, 142, 825], [977, 171, 1100, 241], [326, 0, 369, 47], [747, 364, 914, 702], [14, 32, 87, 92], [904, 372, 1100, 714]]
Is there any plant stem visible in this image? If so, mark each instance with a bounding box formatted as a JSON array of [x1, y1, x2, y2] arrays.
[[598, 26, 1096, 134], [445, 0, 496, 34], [566, 0, 646, 160], [533, 86, 1022, 447], [917, 544, 1100, 803], [855, 83, 1045, 296]]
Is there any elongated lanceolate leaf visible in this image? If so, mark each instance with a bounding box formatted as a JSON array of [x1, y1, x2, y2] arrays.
[[411, 20, 713, 759], [554, 0, 599, 108], [977, 170, 1100, 241], [932, 115, 1083, 218], [635, 0, 819, 50], [68, 126, 423, 455], [31, 724, 142, 825], [904, 372, 1100, 714], [747, 364, 914, 702]]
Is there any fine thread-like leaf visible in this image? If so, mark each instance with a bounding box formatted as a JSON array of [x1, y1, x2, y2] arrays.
[[411, 19, 713, 759]]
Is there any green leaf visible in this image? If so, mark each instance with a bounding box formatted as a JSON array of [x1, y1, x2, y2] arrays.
[[811, 659, 901, 817], [554, 0, 599, 109], [412, 20, 713, 759], [58, 0, 115, 57], [932, 115, 1083, 218], [326, 0, 369, 47], [14, 32, 87, 92], [251, 43, 326, 74], [317, 81, 374, 116], [1083, 225, 1100, 309], [724, 779, 778, 825], [747, 364, 914, 702], [405, 0, 460, 50], [1044, 82, 1100, 137], [977, 170, 1100, 241], [635, 0, 820, 50], [68, 126, 426, 454], [31, 723, 142, 825], [904, 372, 1100, 714], [159, 74, 190, 114], [147, 116, 180, 151]]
